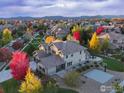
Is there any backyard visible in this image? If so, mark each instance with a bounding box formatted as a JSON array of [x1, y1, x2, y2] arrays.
[[102, 57, 124, 72], [0, 79, 78, 93]]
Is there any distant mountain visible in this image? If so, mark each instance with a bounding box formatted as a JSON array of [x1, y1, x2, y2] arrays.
[[42, 15, 124, 20], [0, 15, 124, 20]]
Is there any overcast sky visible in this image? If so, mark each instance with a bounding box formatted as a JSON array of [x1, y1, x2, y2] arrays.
[[0, 0, 123, 17]]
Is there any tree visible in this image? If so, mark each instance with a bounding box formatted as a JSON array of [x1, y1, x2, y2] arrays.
[[113, 82, 124, 93], [64, 71, 80, 87], [23, 43, 37, 56], [96, 26, 104, 35], [101, 36, 110, 52], [2, 28, 13, 45], [73, 31, 80, 41], [12, 40, 24, 50], [9, 51, 29, 80], [45, 81, 58, 93], [19, 68, 43, 93], [89, 32, 101, 53], [0, 87, 4, 93], [80, 30, 90, 45], [67, 34, 73, 41], [0, 48, 12, 62], [71, 25, 81, 33], [45, 36, 55, 44]]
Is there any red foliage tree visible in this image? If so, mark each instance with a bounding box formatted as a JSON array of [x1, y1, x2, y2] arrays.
[[96, 26, 104, 35], [0, 48, 12, 62], [0, 87, 4, 93], [73, 31, 80, 41], [9, 51, 29, 80], [12, 40, 24, 50]]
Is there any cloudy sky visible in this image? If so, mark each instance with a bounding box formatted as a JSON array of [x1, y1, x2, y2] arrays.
[[0, 0, 124, 17]]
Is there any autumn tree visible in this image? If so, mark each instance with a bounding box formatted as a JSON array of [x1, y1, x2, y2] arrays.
[[96, 26, 104, 35], [0, 48, 12, 62], [45, 36, 55, 44], [89, 32, 101, 53], [2, 28, 13, 45], [73, 31, 80, 41], [71, 25, 81, 33], [66, 34, 73, 41], [19, 68, 43, 93], [71, 25, 82, 41], [9, 51, 29, 80], [0, 87, 4, 93], [12, 40, 24, 50]]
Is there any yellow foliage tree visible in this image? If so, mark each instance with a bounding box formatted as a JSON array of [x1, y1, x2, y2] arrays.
[[19, 69, 43, 93], [89, 32, 101, 52], [2, 28, 13, 45], [45, 36, 55, 44], [66, 34, 73, 41], [71, 25, 81, 33]]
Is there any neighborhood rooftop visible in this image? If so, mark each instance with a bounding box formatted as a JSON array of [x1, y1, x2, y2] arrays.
[[53, 41, 86, 55], [39, 55, 65, 69]]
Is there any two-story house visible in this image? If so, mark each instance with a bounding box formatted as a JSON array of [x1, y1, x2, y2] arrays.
[[33, 41, 91, 75]]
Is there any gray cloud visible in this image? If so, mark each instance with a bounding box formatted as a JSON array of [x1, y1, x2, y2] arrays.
[[0, 0, 123, 17]]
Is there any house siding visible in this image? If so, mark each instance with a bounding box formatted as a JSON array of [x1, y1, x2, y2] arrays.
[[64, 50, 86, 68], [48, 67, 56, 75]]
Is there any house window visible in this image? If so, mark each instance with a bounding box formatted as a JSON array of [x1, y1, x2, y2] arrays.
[[39, 66, 42, 69], [71, 54, 73, 57], [39, 65, 45, 72], [56, 64, 65, 72], [80, 51, 82, 54], [66, 55, 68, 59], [67, 62, 72, 67]]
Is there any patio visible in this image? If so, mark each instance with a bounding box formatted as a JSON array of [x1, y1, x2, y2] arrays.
[[84, 69, 114, 84]]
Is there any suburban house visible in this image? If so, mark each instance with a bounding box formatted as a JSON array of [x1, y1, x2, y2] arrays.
[[33, 41, 100, 75], [109, 32, 124, 51]]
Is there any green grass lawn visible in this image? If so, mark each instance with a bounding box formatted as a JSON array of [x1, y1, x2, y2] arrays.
[[0, 79, 78, 93], [111, 54, 123, 60], [103, 57, 124, 72], [0, 79, 19, 93]]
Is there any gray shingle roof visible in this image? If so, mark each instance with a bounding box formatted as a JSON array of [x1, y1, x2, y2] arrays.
[[39, 55, 65, 69], [37, 51, 50, 58], [53, 41, 86, 55]]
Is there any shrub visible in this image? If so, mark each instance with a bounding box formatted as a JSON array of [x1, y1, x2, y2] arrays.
[[45, 81, 58, 93]]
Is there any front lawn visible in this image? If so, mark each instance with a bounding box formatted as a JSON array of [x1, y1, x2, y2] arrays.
[[0, 79, 78, 93], [102, 57, 124, 72]]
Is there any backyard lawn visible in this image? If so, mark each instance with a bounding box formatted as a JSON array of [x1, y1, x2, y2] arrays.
[[103, 57, 124, 72], [0, 79, 78, 93]]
